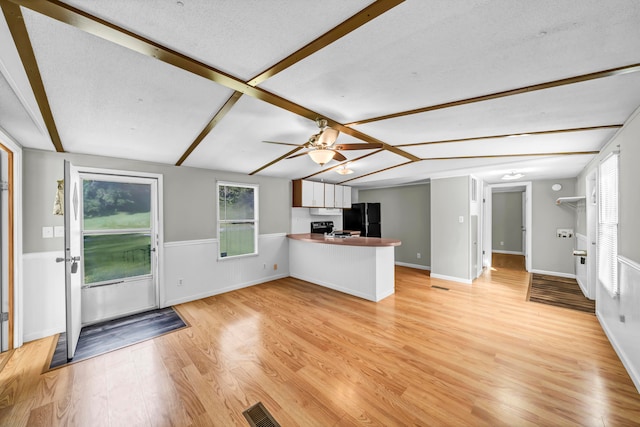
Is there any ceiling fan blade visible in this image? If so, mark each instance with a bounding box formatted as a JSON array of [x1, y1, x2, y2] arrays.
[[331, 151, 347, 161], [286, 151, 310, 160], [334, 143, 383, 150], [262, 140, 304, 147]]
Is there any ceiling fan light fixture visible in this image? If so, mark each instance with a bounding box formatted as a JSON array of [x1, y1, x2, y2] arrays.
[[308, 149, 335, 166], [501, 171, 525, 180], [316, 128, 339, 147], [336, 165, 354, 175]]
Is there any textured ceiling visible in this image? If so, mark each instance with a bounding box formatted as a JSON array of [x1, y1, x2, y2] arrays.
[[1, 0, 639, 188]]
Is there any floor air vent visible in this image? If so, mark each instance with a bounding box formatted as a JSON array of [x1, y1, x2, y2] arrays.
[[243, 402, 281, 427], [431, 285, 450, 291]]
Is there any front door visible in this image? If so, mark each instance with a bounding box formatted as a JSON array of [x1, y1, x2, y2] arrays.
[[80, 173, 158, 324]]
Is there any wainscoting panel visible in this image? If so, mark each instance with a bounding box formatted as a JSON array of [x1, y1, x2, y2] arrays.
[[22, 235, 289, 342], [23, 252, 66, 342], [163, 234, 289, 306], [599, 256, 640, 392]]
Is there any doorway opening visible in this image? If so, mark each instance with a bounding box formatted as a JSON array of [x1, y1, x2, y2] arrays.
[[484, 182, 532, 272]]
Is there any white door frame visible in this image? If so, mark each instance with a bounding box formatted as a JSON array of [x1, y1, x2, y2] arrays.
[[585, 169, 598, 299], [484, 182, 532, 271]]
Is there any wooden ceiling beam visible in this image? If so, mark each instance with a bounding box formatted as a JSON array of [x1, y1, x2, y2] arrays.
[[10, 0, 418, 168], [337, 150, 600, 184], [396, 124, 623, 147], [1, 0, 64, 152], [248, 0, 404, 87], [347, 64, 640, 126]]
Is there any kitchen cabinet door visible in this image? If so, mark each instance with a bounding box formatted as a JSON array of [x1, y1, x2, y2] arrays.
[[334, 185, 343, 208], [342, 185, 352, 208], [298, 180, 324, 207], [324, 183, 335, 208]]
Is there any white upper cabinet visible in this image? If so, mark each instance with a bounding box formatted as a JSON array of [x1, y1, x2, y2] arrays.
[[342, 185, 352, 208], [293, 180, 351, 208], [334, 185, 343, 208], [324, 183, 335, 208]]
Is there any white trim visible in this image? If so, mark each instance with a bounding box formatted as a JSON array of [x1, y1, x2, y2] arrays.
[[23, 327, 62, 344], [395, 261, 430, 271], [164, 233, 286, 248], [618, 255, 640, 272], [430, 273, 472, 284], [529, 269, 576, 279], [165, 238, 218, 248], [597, 312, 640, 393], [492, 250, 525, 255]]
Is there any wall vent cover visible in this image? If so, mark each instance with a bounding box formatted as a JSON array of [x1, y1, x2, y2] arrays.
[[431, 285, 450, 291], [243, 402, 281, 427]]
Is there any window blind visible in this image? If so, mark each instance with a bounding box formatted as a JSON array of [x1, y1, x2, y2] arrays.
[[598, 153, 619, 297]]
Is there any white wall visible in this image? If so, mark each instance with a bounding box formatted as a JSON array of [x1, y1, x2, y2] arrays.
[[576, 107, 640, 392]]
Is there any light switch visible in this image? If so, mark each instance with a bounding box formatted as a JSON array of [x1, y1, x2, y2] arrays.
[[458, 216, 464, 223], [42, 226, 54, 239], [54, 226, 64, 237]]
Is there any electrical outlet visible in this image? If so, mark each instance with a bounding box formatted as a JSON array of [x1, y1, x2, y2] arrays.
[[556, 228, 574, 238], [500, 241, 504, 246], [263, 263, 266, 269], [54, 226, 64, 237], [273, 263, 278, 270], [177, 278, 184, 287], [417, 253, 421, 259]]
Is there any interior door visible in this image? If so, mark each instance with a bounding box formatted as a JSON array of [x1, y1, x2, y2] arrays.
[[64, 160, 82, 359]]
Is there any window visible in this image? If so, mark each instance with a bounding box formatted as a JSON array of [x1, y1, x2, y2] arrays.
[[82, 178, 154, 284], [217, 182, 258, 259], [598, 153, 619, 297]]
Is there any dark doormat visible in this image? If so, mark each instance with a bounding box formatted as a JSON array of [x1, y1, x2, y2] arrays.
[[527, 274, 595, 314], [47, 307, 187, 371]]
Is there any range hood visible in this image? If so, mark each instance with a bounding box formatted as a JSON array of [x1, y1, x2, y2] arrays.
[[309, 208, 342, 216]]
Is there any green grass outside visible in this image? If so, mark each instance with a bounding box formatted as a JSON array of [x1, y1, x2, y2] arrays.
[[84, 212, 150, 230], [84, 234, 151, 283], [219, 224, 255, 257]]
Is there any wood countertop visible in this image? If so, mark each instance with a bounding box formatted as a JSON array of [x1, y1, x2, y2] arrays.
[[287, 233, 401, 247]]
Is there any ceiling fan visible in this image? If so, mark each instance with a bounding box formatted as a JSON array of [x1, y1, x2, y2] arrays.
[[263, 118, 383, 166]]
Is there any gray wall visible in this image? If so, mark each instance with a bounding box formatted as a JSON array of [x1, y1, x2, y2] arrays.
[[492, 191, 523, 253], [431, 176, 470, 281], [531, 178, 576, 274], [23, 149, 291, 253], [359, 184, 430, 268]]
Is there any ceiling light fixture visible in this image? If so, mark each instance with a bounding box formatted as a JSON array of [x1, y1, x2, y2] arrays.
[[308, 149, 335, 166], [336, 165, 354, 175], [501, 171, 524, 180]]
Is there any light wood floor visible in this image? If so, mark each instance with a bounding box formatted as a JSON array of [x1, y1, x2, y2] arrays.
[[1, 266, 639, 426]]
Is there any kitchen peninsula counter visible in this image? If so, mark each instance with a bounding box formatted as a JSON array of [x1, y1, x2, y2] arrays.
[[287, 233, 401, 302], [287, 233, 401, 247]]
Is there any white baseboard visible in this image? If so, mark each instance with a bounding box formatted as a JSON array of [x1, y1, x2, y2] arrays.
[[164, 273, 289, 306], [395, 261, 430, 271], [529, 269, 576, 279], [430, 273, 472, 285], [492, 250, 524, 255], [23, 327, 63, 343], [597, 311, 640, 393]]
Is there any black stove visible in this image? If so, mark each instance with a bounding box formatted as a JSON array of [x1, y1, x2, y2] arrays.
[[310, 221, 334, 234]]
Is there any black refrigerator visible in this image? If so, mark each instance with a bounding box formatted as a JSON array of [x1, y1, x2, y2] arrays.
[[343, 203, 381, 237]]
